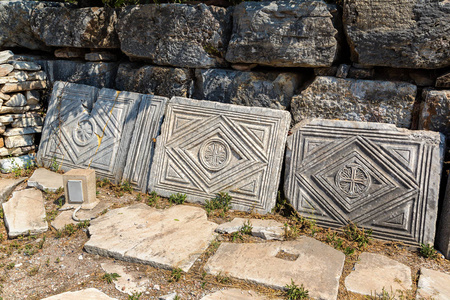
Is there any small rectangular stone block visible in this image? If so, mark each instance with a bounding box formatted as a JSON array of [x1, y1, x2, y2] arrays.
[[149, 96, 291, 213], [63, 169, 96, 207], [4, 134, 34, 148], [1, 80, 46, 93], [284, 119, 444, 245]]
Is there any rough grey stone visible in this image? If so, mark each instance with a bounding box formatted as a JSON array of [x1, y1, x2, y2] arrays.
[[3, 126, 42, 137], [436, 72, 450, 88], [291, 76, 417, 128], [25, 90, 40, 105], [1, 80, 46, 93], [0, 154, 35, 173], [437, 175, 450, 259], [117, 4, 232, 68], [0, 76, 19, 84], [28, 168, 63, 192], [12, 61, 41, 71], [195, 69, 300, 110], [122, 94, 168, 192], [11, 116, 43, 128], [54, 47, 86, 59], [0, 177, 25, 203], [284, 119, 444, 245], [4, 134, 34, 148], [0, 51, 14, 64], [115, 63, 193, 98], [225, 0, 338, 67], [8, 70, 46, 82], [31, 7, 119, 48], [345, 253, 412, 297], [419, 90, 450, 137], [4, 93, 26, 107], [0, 104, 42, 114], [416, 267, 450, 300], [36, 59, 118, 88], [344, 0, 450, 68], [0, 92, 10, 101], [85, 52, 117, 62], [37, 82, 140, 183], [0, 146, 36, 158], [0, 116, 13, 124], [2, 188, 48, 238], [215, 218, 285, 240], [84, 204, 218, 272], [348, 66, 374, 79], [41, 288, 117, 300], [149, 97, 291, 214], [336, 64, 350, 78], [0, 64, 14, 77], [0, 1, 66, 50], [204, 237, 345, 300]]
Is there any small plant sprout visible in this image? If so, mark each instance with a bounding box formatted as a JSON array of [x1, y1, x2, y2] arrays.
[[170, 268, 183, 282], [128, 292, 142, 300], [239, 220, 253, 235], [168, 193, 186, 205], [102, 272, 121, 284], [419, 243, 438, 259], [147, 191, 159, 206], [204, 192, 232, 214], [285, 279, 309, 300]]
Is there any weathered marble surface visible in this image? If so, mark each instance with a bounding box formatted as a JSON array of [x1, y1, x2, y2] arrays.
[[419, 89, 450, 137], [149, 97, 290, 214], [344, 0, 450, 68], [31, 7, 119, 48], [226, 0, 338, 67], [117, 4, 232, 68], [291, 76, 416, 128], [194, 69, 300, 110], [284, 119, 444, 245]]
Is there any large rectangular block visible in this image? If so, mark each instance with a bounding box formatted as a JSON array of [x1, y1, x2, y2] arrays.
[[149, 97, 290, 213], [284, 119, 444, 245]]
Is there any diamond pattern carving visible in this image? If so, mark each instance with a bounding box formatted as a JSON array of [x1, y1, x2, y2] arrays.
[[149, 97, 291, 213], [285, 119, 444, 245]]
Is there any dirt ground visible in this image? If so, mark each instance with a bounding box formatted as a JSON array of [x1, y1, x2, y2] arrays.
[[0, 169, 449, 300]]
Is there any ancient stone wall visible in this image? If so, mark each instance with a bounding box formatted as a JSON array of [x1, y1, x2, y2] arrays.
[[1, 0, 450, 254]]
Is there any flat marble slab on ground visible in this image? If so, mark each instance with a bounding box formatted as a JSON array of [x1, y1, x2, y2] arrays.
[[2, 188, 48, 238], [84, 203, 218, 272], [284, 119, 444, 245], [215, 218, 285, 240], [27, 168, 63, 192], [200, 288, 277, 300], [204, 236, 345, 300], [41, 288, 117, 300], [416, 267, 450, 300], [101, 262, 149, 295], [149, 96, 291, 214], [51, 201, 111, 231], [345, 252, 412, 298], [0, 177, 25, 202]]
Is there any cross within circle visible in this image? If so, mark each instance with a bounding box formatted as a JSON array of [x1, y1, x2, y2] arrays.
[[73, 118, 95, 146], [335, 163, 371, 198], [199, 138, 231, 171]]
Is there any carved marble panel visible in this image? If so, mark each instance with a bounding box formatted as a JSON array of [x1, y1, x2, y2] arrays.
[[149, 97, 291, 213], [284, 119, 444, 245], [122, 95, 168, 192], [37, 81, 142, 182]]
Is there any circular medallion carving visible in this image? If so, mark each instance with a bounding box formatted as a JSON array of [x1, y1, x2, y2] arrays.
[[199, 138, 231, 171], [73, 118, 95, 146], [335, 163, 371, 198]]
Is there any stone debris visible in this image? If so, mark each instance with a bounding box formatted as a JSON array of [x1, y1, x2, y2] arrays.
[[204, 237, 345, 300], [291, 76, 417, 128], [345, 253, 412, 297], [27, 168, 63, 192], [2, 188, 48, 238], [215, 218, 285, 240], [200, 289, 273, 300], [51, 201, 111, 231], [284, 119, 444, 245], [0, 154, 35, 173], [416, 267, 450, 300], [101, 262, 149, 295], [194, 69, 300, 110], [149, 97, 290, 214], [226, 0, 338, 67], [41, 288, 117, 300], [84, 204, 218, 272], [0, 177, 25, 203], [344, 0, 450, 68], [117, 4, 232, 68]]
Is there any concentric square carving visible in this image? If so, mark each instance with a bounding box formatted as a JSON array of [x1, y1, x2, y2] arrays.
[[37, 81, 147, 184], [284, 119, 444, 245], [149, 97, 291, 213]]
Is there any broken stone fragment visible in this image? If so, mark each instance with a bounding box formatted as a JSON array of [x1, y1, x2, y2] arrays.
[[54, 47, 86, 58], [419, 89, 450, 137], [0, 145, 36, 158], [0, 91, 10, 100], [11, 116, 43, 128], [25, 90, 39, 105], [85, 52, 117, 62], [4, 126, 42, 137], [0, 76, 19, 84], [0, 63, 14, 77], [0, 104, 41, 114], [28, 168, 64, 193], [41, 288, 118, 300], [2, 188, 48, 238], [0, 50, 13, 64], [416, 267, 450, 299], [436, 72, 450, 88], [0, 177, 24, 203], [0, 154, 36, 173], [12, 61, 41, 71], [4, 134, 35, 148], [215, 218, 285, 240], [4, 93, 26, 107]]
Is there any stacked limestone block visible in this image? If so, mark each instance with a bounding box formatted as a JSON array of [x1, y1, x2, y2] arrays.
[[0, 50, 46, 158]]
